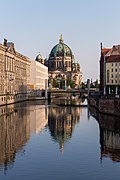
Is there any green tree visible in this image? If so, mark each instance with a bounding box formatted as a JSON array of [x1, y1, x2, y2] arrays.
[[94, 79, 99, 88], [67, 78, 76, 89]]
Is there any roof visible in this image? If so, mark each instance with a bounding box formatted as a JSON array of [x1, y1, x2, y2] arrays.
[[102, 48, 111, 54], [106, 55, 120, 62], [7, 42, 13, 48], [35, 52, 44, 64], [49, 35, 72, 58], [106, 45, 120, 56]]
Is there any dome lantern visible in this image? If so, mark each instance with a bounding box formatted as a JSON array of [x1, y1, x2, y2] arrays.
[[49, 35, 72, 58], [59, 34, 63, 44]]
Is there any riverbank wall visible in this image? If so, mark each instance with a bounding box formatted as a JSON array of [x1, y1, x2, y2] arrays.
[[0, 92, 47, 106], [88, 95, 120, 116]]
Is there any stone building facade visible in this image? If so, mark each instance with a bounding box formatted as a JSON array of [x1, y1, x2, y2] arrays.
[[0, 38, 30, 105], [100, 43, 120, 95]]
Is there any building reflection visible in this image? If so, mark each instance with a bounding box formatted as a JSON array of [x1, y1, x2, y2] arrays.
[[29, 104, 48, 134], [0, 102, 30, 173], [89, 106, 120, 162], [48, 106, 81, 153], [99, 114, 120, 162], [0, 101, 48, 173]]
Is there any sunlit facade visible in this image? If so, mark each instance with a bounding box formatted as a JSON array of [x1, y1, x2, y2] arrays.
[[0, 38, 30, 105], [29, 59, 48, 90], [100, 43, 120, 95]]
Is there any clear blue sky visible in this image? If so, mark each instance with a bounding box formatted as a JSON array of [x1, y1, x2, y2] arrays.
[[1, 0, 120, 81]]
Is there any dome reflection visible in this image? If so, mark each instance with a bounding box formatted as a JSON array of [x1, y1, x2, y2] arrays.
[[48, 106, 82, 153]]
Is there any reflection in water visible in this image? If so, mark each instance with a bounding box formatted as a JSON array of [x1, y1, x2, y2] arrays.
[[89, 106, 120, 162], [28, 102, 48, 134], [0, 101, 48, 173], [50, 97, 86, 106], [48, 105, 82, 153], [99, 114, 120, 162]]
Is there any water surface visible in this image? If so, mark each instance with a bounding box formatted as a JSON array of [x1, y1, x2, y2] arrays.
[[0, 100, 120, 180]]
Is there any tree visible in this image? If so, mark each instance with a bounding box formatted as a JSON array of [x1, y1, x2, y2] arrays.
[[94, 79, 99, 88], [81, 82, 86, 89], [66, 78, 76, 89]]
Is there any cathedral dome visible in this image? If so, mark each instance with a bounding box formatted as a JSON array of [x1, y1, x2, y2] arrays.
[[49, 35, 72, 58], [35, 52, 44, 64]]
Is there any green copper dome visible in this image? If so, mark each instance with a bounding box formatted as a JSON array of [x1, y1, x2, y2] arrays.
[[35, 52, 44, 64], [36, 52, 42, 60], [49, 35, 72, 58]]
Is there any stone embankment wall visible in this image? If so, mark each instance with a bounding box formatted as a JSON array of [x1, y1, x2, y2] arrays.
[[88, 96, 120, 116], [0, 93, 28, 106]]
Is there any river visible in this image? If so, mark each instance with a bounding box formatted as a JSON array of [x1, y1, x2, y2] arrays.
[[0, 99, 120, 180]]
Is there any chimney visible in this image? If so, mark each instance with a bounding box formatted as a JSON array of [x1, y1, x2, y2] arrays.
[[113, 45, 117, 50]]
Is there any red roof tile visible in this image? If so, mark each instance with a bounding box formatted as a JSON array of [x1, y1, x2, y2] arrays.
[[106, 55, 120, 62], [102, 48, 111, 54]]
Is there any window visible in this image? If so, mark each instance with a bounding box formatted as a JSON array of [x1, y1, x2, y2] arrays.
[[107, 70, 109, 83]]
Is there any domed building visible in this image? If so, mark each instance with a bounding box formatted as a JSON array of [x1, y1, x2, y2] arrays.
[[45, 35, 82, 89], [35, 52, 44, 64], [29, 52, 48, 91]]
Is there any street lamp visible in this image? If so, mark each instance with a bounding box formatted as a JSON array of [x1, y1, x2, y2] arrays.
[[87, 79, 90, 97]]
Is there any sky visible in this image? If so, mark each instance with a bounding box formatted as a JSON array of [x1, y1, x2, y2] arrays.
[[0, 0, 120, 81]]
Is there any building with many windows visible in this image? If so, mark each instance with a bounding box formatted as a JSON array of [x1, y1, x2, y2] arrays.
[[100, 43, 120, 95], [29, 53, 48, 90], [0, 38, 30, 105], [0, 38, 48, 105]]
